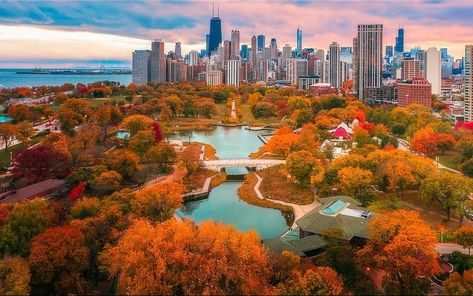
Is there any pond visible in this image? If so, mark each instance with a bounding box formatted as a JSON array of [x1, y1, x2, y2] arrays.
[[174, 126, 289, 239], [0, 115, 13, 123]]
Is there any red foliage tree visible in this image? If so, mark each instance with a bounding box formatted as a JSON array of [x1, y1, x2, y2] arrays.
[[68, 181, 85, 201], [152, 121, 163, 143], [12, 144, 71, 181], [360, 121, 376, 135], [354, 110, 366, 122]]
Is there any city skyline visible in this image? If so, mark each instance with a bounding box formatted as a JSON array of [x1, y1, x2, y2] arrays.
[[1, 0, 473, 67]]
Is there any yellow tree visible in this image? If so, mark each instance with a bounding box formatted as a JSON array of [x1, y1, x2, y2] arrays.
[[280, 267, 344, 295], [357, 210, 439, 295], [337, 166, 373, 198], [121, 115, 153, 135], [381, 159, 416, 196], [444, 270, 473, 295], [0, 256, 31, 295], [132, 181, 184, 222]]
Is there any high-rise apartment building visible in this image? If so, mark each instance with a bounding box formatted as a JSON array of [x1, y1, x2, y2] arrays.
[[269, 38, 278, 59], [225, 59, 241, 86], [208, 7, 222, 56], [353, 24, 383, 100], [424, 47, 441, 95], [189, 50, 200, 66], [150, 39, 166, 83], [132, 50, 151, 84], [315, 49, 325, 61], [296, 27, 302, 57], [329, 42, 341, 88], [257, 35, 265, 51], [465, 45, 473, 121], [385, 45, 393, 58], [282, 44, 292, 65], [223, 40, 231, 64], [205, 70, 223, 86], [251, 36, 257, 65], [230, 30, 240, 59], [314, 60, 330, 83], [395, 27, 404, 53], [401, 58, 421, 80]]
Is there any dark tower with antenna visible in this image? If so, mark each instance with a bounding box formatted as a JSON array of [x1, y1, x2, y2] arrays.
[[208, 3, 222, 56]]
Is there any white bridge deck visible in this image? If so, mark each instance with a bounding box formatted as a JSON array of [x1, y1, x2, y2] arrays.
[[202, 158, 285, 171]]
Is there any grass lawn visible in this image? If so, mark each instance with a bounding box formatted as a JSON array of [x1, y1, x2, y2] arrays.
[[0, 132, 49, 170], [237, 172, 294, 226], [258, 165, 314, 205], [437, 150, 462, 170], [240, 103, 280, 126], [182, 168, 226, 192]]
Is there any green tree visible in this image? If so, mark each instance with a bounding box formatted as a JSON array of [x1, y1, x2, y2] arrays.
[[286, 150, 318, 187], [128, 131, 155, 156]]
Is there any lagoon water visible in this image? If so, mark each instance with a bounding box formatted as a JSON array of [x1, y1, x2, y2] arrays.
[[0, 69, 132, 88], [175, 126, 289, 239]]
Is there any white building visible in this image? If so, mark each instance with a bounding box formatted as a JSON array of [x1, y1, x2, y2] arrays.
[[205, 70, 223, 86], [424, 47, 442, 95], [225, 59, 241, 87], [329, 42, 341, 88], [132, 50, 151, 84]]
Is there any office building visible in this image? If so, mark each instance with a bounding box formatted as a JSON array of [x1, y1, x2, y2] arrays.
[[465, 45, 473, 121], [329, 42, 341, 88], [230, 30, 240, 59], [175, 42, 182, 59], [353, 24, 383, 100], [386, 45, 393, 58], [208, 6, 222, 56], [401, 58, 421, 80], [223, 40, 231, 63], [424, 47, 441, 95], [269, 38, 278, 59], [240, 44, 249, 61], [296, 27, 303, 57], [132, 50, 151, 84], [282, 44, 292, 65], [150, 39, 166, 83], [251, 35, 257, 65], [205, 70, 223, 86], [395, 27, 404, 53], [257, 35, 265, 50], [441, 48, 449, 62], [315, 49, 325, 61], [397, 78, 432, 109], [189, 50, 200, 66], [299, 76, 320, 90], [314, 60, 330, 83], [225, 59, 241, 86]]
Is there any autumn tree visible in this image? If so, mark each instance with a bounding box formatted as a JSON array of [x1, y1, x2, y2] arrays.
[[101, 219, 272, 295], [410, 127, 438, 156], [261, 127, 299, 157], [144, 142, 177, 172], [280, 267, 345, 295], [29, 226, 89, 294], [271, 251, 300, 285], [15, 120, 35, 145], [132, 181, 184, 222], [128, 130, 155, 156], [11, 144, 71, 181], [0, 199, 56, 257], [0, 256, 31, 295], [420, 171, 473, 220], [436, 133, 456, 154], [444, 270, 473, 295], [57, 106, 80, 135], [380, 159, 416, 196], [337, 166, 373, 198], [0, 123, 17, 151], [455, 225, 473, 255], [121, 114, 153, 135], [179, 144, 201, 176], [357, 210, 439, 295], [70, 197, 102, 219], [73, 123, 101, 150], [108, 149, 140, 180], [286, 150, 319, 187], [90, 170, 122, 195]]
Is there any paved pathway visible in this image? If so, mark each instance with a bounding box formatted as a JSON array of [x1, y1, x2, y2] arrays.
[[230, 99, 237, 119], [253, 173, 320, 231], [436, 243, 470, 255], [143, 165, 187, 188], [182, 175, 215, 199]]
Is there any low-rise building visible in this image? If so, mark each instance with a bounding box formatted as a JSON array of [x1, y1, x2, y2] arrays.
[[397, 78, 432, 108]]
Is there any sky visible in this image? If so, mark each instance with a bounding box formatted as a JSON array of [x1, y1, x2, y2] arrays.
[[0, 0, 472, 68]]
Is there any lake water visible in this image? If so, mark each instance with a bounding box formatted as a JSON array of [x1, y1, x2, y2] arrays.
[[0, 69, 132, 88], [175, 126, 289, 239]]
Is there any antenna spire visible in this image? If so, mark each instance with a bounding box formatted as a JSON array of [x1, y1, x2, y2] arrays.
[[212, 2, 214, 17], [217, 3, 220, 17]]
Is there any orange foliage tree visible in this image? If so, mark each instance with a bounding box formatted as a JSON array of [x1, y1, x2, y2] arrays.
[[357, 210, 439, 295], [410, 127, 438, 156], [28, 226, 89, 294], [132, 181, 184, 222], [260, 126, 299, 157], [101, 219, 272, 295], [280, 266, 344, 295]]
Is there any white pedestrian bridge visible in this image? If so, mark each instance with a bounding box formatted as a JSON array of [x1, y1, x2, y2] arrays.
[[202, 158, 285, 172]]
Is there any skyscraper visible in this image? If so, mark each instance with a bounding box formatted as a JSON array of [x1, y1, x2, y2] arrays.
[[226, 59, 241, 86], [270, 38, 278, 59], [150, 39, 166, 83], [296, 27, 302, 57], [257, 35, 265, 50], [282, 44, 292, 65], [230, 30, 240, 58], [315, 49, 325, 61], [240, 44, 249, 61], [353, 24, 383, 100], [395, 27, 404, 53], [175, 42, 182, 59], [385, 45, 393, 58], [329, 42, 341, 88], [464, 45, 473, 121], [208, 5, 222, 56], [424, 47, 441, 95], [251, 35, 257, 66], [132, 50, 151, 84]]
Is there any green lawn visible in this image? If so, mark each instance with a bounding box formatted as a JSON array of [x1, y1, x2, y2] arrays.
[[437, 150, 462, 170]]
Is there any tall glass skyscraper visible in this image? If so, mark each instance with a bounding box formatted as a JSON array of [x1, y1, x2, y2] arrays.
[[296, 27, 302, 57], [257, 35, 265, 50], [395, 27, 404, 53], [208, 7, 222, 56]]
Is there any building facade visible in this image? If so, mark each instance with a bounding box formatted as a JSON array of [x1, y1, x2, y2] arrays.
[[132, 50, 151, 84], [401, 58, 421, 80], [225, 59, 241, 86], [329, 42, 341, 88], [150, 40, 166, 83], [465, 45, 473, 121], [397, 78, 432, 109], [424, 47, 442, 95]]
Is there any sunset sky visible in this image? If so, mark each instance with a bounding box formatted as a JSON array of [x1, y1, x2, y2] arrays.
[[1, 0, 472, 68]]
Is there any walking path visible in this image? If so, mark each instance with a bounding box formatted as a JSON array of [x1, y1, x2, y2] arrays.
[[182, 175, 215, 199], [143, 165, 187, 188], [436, 243, 470, 255], [230, 99, 237, 119], [253, 173, 320, 230]]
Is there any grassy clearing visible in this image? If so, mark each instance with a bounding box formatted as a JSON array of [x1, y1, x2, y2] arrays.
[[259, 165, 314, 205], [437, 150, 462, 170], [164, 117, 217, 133], [238, 172, 294, 226], [240, 103, 279, 125], [182, 168, 226, 192]]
